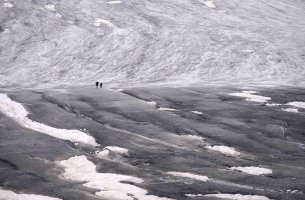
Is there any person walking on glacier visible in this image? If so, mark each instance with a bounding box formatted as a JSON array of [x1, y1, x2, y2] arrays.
[[96, 82, 99, 88]]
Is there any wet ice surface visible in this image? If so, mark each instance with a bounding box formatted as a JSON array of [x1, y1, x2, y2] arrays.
[[0, 86, 305, 200]]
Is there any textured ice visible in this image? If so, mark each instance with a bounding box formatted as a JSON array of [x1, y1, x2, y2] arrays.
[[58, 156, 173, 200], [206, 145, 240, 156], [0, 94, 98, 146], [167, 172, 210, 181], [2, 0, 305, 89], [0, 188, 61, 200], [229, 166, 272, 175]]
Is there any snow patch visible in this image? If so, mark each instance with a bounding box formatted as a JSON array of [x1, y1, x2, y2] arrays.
[[206, 145, 240, 156], [282, 108, 298, 113], [0, 188, 61, 200], [58, 156, 173, 200], [178, 134, 204, 141], [167, 172, 209, 182], [229, 166, 272, 175], [191, 111, 203, 115], [93, 18, 115, 28], [105, 146, 128, 154], [204, 193, 271, 200], [185, 194, 203, 197], [106, 1, 122, 4], [158, 107, 177, 111], [146, 101, 157, 107], [55, 13, 62, 18], [204, 1, 216, 8], [45, 4, 55, 11], [229, 91, 271, 103], [266, 103, 282, 107], [4, 2, 13, 8], [0, 94, 98, 146], [287, 101, 305, 108]]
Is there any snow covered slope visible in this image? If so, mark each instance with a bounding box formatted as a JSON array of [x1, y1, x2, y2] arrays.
[[1, 0, 305, 88]]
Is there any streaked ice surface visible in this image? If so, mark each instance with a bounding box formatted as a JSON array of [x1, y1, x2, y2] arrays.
[[1, 0, 305, 89]]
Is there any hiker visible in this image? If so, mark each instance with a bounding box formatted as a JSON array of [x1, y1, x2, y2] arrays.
[[100, 82, 103, 88], [96, 82, 99, 88]]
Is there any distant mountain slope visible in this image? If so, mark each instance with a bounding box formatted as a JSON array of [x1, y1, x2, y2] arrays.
[[1, 0, 305, 88]]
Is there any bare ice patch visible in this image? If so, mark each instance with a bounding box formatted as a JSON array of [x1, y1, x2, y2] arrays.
[[45, 4, 55, 11], [167, 172, 210, 182], [0, 94, 98, 146], [158, 107, 177, 111], [287, 101, 305, 109], [204, 193, 271, 200], [229, 91, 271, 103], [93, 18, 116, 28], [58, 156, 173, 200], [106, 1, 122, 4], [0, 188, 61, 200], [4, 2, 13, 8], [229, 166, 272, 175], [206, 145, 240, 157]]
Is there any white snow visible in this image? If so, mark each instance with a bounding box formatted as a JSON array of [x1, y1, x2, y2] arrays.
[[0, 188, 61, 200], [96, 149, 110, 158], [229, 91, 271, 103], [191, 111, 203, 115], [206, 145, 240, 156], [93, 18, 115, 28], [179, 134, 205, 141], [4, 2, 13, 8], [55, 13, 62, 18], [158, 107, 177, 111], [0, 94, 98, 146], [229, 166, 272, 175], [104, 146, 128, 154], [167, 172, 210, 182], [287, 101, 305, 108], [106, 1, 122, 4], [266, 103, 282, 107], [204, 1, 216, 8], [146, 101, 157, 107], [185, 194, 203, 197], [45, 4, 55, 11], [204, 193, 271, 200], [58, 156, 173, 200], [282, 108, 298, 113]]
